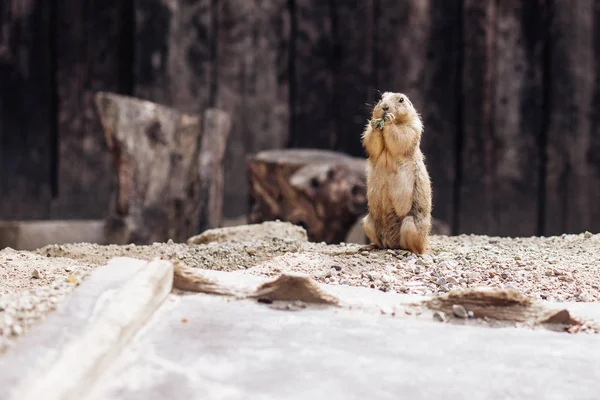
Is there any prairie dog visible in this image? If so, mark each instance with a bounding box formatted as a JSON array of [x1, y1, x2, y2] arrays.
[[361, 92, 432, 254]]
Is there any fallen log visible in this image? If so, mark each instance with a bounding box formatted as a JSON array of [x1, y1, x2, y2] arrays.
[[247, 149, 367, 244], [94, 92, 230, 244]]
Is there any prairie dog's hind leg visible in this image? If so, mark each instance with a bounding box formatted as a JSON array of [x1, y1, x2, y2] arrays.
[[399, 216, 430, 254], [361, 214, 381, 249]]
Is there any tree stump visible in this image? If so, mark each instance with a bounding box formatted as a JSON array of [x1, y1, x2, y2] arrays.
[[247, 149, 367, 244], [94, 92, 231, 245]]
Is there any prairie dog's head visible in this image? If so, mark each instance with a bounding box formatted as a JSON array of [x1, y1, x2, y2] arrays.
[[372, 92, 419, 126]]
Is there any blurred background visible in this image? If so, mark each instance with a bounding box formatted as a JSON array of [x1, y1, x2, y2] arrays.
[[0, 0, 599, 244]]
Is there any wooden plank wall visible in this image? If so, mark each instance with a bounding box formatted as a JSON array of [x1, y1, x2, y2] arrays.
[[1, 0, 600, 238]]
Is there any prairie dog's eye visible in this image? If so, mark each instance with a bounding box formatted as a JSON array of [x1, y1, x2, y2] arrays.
[[398, 97, 404, 103]]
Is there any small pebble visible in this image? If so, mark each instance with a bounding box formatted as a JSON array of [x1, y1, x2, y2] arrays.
[[332, 265, 343, 271], [31, 269, 42, 279], [578, 292, 594, 302], [446, 276, 459, 285], [436, 277, 447, 286], [584, 231, 593, 239], [452, 304, 468, 319], [433, 311, 447, 322]]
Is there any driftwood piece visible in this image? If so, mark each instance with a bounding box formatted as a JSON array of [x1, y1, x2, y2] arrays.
[[94, 92, 230, 244], [426, 288, 581, 328], [173, 262, 340, 306], [247, 149, 367, 244]]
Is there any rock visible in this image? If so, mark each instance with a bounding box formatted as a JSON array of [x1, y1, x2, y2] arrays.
[[584, 231, 593, 239], [11, 325, 23, 336], [367, 272, 378, 281], [540, 309, 575, 325], [466, 272, 479, 280], [433, 311, 447, 322], [31, 269, 42, 279], [436, 277, 447, 286], [439, 260, 458, 269], [452, 304, 468, 319], [577, 292, 594, 302], [381, 274, 394, 284], [187, 221, 308, 245], [332, 265, 342, 271], [446, 276, 459, 285]]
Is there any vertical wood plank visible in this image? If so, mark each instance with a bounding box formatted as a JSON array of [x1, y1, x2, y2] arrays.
[[50, 0, 131, 219], [133, 0, 213, 114], [215, 0, 290, 218], [289, 0, 334, 149], [545, 0, 596, 235], [331, 0, 375, 156], [590, 0, 600, 232], [0, 0, 53, 219], [421, 0, 461, 232], [458, 0, 544, 236], [377, 0, 461, 230], [492, 0, 544, 236], [459, 0, 496, 235]]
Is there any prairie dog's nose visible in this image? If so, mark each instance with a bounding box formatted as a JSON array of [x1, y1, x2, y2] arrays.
[[381, 104, 389, 111]]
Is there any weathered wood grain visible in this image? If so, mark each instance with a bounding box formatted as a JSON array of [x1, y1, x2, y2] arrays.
[[458, 0, 496, 235], [545, 0, 597, 235], [197, 109, 231, 230], [458, 0, 544, 236], [50, 0, 130, 219], [215, 0, 290, 218], [331, 0, 376, 156], [96, 92, 206, 244], [289, 0, 334, 149], [376, 0, 461, 232], [0, 0, 53, 219], [248, 149, 366, 244], [133, 0, 213, 114], [590, 0, 600, 233]]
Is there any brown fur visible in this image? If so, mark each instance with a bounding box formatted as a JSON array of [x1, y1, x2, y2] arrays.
[[361, 92, 432, 254]]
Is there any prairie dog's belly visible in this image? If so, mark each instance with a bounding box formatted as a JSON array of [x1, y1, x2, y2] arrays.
[[367, 161, 397, 221]]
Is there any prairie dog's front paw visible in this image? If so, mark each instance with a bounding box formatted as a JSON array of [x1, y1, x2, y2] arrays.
[[371, 118, 385, 130]]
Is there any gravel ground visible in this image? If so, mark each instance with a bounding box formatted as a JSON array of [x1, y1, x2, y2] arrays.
[[244, 233, 600, 303], [0, 248, 94, 354], [1, 224, 600, 354]]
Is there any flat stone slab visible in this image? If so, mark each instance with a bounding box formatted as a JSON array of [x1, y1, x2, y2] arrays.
[[0, 257, 154, 400], [89, 293, 600, 400]]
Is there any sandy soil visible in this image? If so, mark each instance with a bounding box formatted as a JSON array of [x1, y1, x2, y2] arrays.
[[1, 223, 599, 353]]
